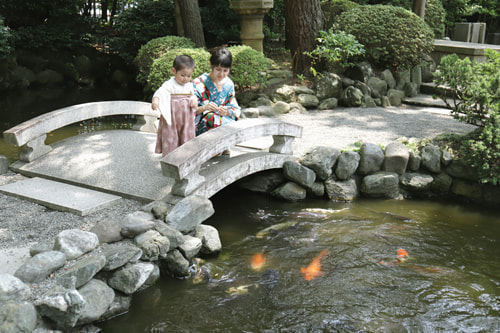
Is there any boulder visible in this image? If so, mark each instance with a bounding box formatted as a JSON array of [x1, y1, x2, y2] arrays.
[[358, 143, 384, 175], [380, 69, 396, 89], [341, 86, 363, 107], [360, 172, 399, 198], [108, 262, 159, 295], [355, 81, 371, 96], [297, 94, 319, 108], [178, 235, 202, 259], [195, 224, 222, 254], [400, 173, 434, 192], [344, 61, 375, 82], [307, 181, 325, 198], [324, 178, 358, 201], [403, 82, 418, 97], [387, 89, 405, 106], [318, 97, 338, 110], [0, 301, 37, 333], [0, 273, 31, 302], [149, 201, 171, 220], [445, 159, 478, 181], [54, 229, 99, 260], [367, 77, 388, 97], [431, 172, 453, 194], [421, 144, 442, 173], [396, 70, 411, 90], [408, 150, 421, 171], [57, 254, 106, 289], [162, 249, 190, 278], [274, 85, 296, 103], [335, 151, 360, 180], [165, 195, 215, 233], [14, 251, 66, 283], [273, 101, 291, 114], [283, 160, 316, 189], [241, 107, 260, 118], [134, 230, 170, 261], [101, 244, 143, 271], [155, 221, 185, 249], [238, 170, 286, 193], [383, 142, 409, 175], [315, 72, 342, 100], [0, 155, 8, 174], [451, 180, 483, 202], [300, 146, 341, 180], [35, 286, 85, 329], [77, 279, 115, 325], [363, 95, 377, 108], [257, 105, 275, 117], [271, 182, 307, 201], [120, 211, 156, 238], [90, 219, 123, 244]]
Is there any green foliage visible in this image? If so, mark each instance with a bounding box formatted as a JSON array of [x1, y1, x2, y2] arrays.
[[335, 5, 434, 70], [0, 15, 12, 57], [434, 50, 500, 185], [146, 48, 211, 93], [136, 36, 196, 85], [263, 0, 286, 56], [305, 29, 365, 75], [228, 45, 271, 89], [321, 0, 359, 30], [424, 0, 446, 39], [199, 0, 240, 47], [110, 0, 175, 64]]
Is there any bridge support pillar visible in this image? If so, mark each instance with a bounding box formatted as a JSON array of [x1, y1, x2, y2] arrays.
[[170, 167, 205, 197], [20, 134, 52, 162], [270, 135, 295, 155]]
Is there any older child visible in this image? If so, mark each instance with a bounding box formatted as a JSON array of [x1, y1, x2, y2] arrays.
[[151, 55, 198, 157]]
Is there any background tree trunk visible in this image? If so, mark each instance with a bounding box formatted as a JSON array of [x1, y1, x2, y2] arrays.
[[173, 0, 185, 37], [412, 0, 426, 19], [177, 0, 205, 48], [284, 0, 323, 75]]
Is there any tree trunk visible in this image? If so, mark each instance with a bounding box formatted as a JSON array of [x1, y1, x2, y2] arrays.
[[110, 0, 118, 25], [412, 0, 426, 19], [284, 0, 323, 75], [176, 0, 205, 48], [173, 0, 185, 37], [101, 0, 108, 21]]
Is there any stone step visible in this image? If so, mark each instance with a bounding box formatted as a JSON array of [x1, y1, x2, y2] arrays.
[[0, 177, 122, 216]]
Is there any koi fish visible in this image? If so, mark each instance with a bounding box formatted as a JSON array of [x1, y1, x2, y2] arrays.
[[378, 248, 409, 266], [250, 253, 266, 271], [256, 221, 299, 239], [301, 250, 329, 281]]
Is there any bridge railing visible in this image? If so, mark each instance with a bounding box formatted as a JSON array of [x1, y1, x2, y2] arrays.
[[3, 101, 157, 162], [161, 118, 302, 197]]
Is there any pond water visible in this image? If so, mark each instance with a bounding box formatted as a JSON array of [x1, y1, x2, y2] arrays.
[[99, 187, 500, 333]]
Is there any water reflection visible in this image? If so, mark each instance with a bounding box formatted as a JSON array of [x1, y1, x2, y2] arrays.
[[100, 189, 500, 332]]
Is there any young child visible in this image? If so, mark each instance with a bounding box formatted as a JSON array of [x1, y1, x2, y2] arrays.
[[151, 55, 198, 157]]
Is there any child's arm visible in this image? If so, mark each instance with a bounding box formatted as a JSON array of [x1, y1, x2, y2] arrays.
[[151, 96, 160, 110]]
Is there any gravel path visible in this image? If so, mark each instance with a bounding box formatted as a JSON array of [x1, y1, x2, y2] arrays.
[[0, 104, 476, 274]]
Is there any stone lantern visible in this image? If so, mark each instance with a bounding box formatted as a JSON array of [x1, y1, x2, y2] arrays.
[[229, 0, 273, 52]]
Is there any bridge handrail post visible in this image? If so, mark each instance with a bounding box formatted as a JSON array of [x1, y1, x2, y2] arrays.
[[270, 135, 295, 155], [19, 134, 52, 162]]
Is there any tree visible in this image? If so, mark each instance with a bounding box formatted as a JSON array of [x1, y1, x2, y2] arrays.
[[412, 0, 426, 19], [174, 0, 205, 48], [284, 0, 323, 75]]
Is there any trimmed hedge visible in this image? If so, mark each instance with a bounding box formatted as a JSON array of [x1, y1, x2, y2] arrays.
[[228, 45, 270, 89], [335, 5, 434, 70]]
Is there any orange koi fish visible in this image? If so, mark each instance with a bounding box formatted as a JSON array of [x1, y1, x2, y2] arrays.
[[301, 250, 329, 281], [250, 253, 266, 271], [378, 248, 409, 266]]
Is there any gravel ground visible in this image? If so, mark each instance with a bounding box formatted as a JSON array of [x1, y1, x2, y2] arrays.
[[0, 104, 476, 276]]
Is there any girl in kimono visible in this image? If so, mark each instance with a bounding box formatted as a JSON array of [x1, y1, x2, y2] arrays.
[[193, 47, 241, 144], [151, 55, 198, 157]]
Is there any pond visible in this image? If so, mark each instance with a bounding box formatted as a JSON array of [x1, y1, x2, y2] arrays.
[[99, 187, 500, 332]]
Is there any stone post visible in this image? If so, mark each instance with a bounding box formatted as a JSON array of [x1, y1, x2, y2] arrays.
[[229, 0, 273, 52]]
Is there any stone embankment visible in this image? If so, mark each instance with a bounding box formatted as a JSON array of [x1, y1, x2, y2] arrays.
[[0, 196, 218, 332]]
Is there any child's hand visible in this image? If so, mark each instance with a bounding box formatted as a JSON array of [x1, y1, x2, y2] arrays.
[[151, 102, 159, 110]]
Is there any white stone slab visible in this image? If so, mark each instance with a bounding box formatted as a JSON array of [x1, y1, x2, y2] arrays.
[[0, 177, 122, 216]]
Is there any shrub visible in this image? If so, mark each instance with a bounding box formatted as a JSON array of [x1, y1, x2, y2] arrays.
[[335, 5, 434, 70], [146, 48, 211, 93], [304, 29, 365, 75], [136, 36, 196, 85], [425, 0, 446, 39], [434, 49, 500, 185], [228, 45, 271, 89], [110, 0, 175, 64], [0, 15, 12, 57], [321, 0, 359, 30]]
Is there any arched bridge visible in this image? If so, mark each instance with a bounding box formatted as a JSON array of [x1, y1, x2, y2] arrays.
[[2, 101, 302, 205]]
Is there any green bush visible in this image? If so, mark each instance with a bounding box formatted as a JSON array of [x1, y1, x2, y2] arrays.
[[321, 0, 359, 30], [425, 0, 446, 39], [335, 5, 434, 70], [305, 29, 365, 75], [136, 36, 196, 85], [228, 45, 271, 89], [146, 48, 211, 93], [110, 0, 175, 64], [0, 15, 12, 57], [434, 49, 500, 185]]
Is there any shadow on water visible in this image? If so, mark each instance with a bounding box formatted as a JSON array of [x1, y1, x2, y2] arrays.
[[99, 186, 500, 333]]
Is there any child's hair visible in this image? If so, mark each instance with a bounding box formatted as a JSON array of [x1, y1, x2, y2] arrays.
[[173, 55, 195, 71], [209, 47, 232, 68]]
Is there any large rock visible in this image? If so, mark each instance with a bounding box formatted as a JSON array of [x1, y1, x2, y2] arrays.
[[57, 254, 106, 289], [300, 146, 341, 180], [408, 150, 421, 171], [358, 143, 384, 175], [134, 230, 170, 261], [380, 69, 396, 89], [155, 221, 185, 249], [335, 151, 360, 180], [90, 219, 123, 244], [166, 196, 214, 233], [14, 251, 66, 283], [162, 249, 190, 278], [341, 86, 363, 107], [54, 229, 99, 260], [120, 211, 156, 238], [315, 72, 342, 100], [383, 142, 409, 175], [274, 85, 296, 103], [297, 94, 319, 108], [0, 273, 31, 302], [421, 144, 442, 173], [324, 178, 358, 201], [283, 160, 316, 189], [271, 181, 307, 201], [400, 173, 434, 192], [195, 224, 222, 255], [318, 97, 338, 110], [238, 170, 286, 193], [344, 61, 374, 82], [387, 89, 405, 106], [360, 172, 400, 198], [0, 301, 37, 333], [367, 77, 388, 98], [431, 172, 453, 194], [178, 235, 202, 259], [446, 159, 478, 181], [108, 262, 159, 295], [35, 286, 85, 329], [273, 101, 291, 114], [77, 279, 115, 325], [101, 244, 143, 271]]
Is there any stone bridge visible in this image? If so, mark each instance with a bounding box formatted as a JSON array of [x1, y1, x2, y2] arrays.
[[2, 101, 302, 211]]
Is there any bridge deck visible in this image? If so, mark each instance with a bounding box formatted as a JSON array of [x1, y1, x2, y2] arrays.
[[7, 129, 274, 202]]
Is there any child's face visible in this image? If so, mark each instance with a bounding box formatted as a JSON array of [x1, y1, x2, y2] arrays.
[[172, 67, 194, 86]]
